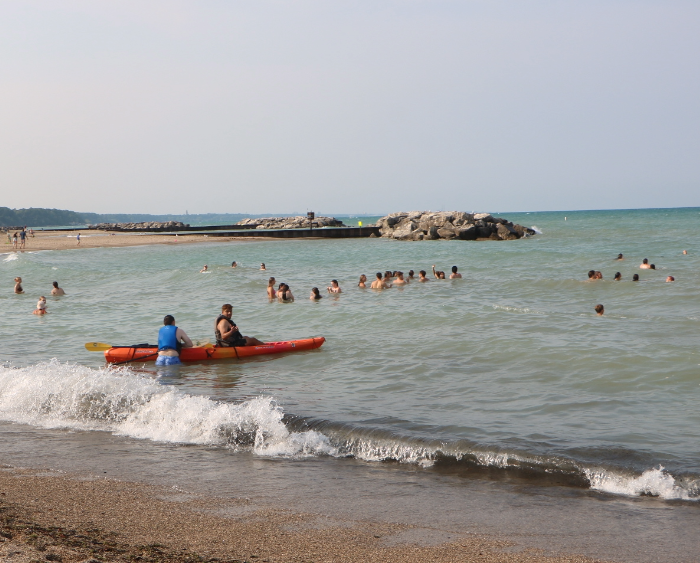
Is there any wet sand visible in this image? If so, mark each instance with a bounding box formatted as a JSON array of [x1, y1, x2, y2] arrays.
[[1, 230, 259, 253], [0, 465, 608, 563]]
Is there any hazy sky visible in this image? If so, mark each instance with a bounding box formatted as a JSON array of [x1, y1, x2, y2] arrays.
[[1, 1, 699, 215]]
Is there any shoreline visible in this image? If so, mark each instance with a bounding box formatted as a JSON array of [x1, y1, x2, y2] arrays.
[[0, 463, 607, 563]]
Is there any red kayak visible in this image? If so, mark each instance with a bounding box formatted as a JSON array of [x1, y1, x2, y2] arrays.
[[104, 337, 325, 364]]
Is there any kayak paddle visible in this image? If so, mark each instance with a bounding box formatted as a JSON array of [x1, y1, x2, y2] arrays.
[[85, 342, 112, 351]]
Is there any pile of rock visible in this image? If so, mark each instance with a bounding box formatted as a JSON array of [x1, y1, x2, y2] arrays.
[[90, 221, 189, 231], [376, 211, 535, 241], [236, 216, 346, 229]]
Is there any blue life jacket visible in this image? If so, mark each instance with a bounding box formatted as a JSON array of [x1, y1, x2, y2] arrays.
[[158, 325, 179, 351]]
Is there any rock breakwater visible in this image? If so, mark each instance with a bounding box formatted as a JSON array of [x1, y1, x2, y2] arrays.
[[236, 216, 346, 229], [90, 221, 188, 231], [376, 211, 535, 241]]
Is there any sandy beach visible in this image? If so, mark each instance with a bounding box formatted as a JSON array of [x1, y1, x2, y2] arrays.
[[0, 230, 252, 253], [0, 465, 608, 563]]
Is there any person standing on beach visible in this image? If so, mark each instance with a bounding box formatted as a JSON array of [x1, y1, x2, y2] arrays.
[[449, 266, 462, 279], [215, 304, 265, 346], [14, 277, 24, 294], [19, 229, 26, 249], [12, 232, 18, 249], [267, 277, 276, 299], [76, 233, 81, 246], [156, 315, 193, 366], [51, 281, 65, 295]]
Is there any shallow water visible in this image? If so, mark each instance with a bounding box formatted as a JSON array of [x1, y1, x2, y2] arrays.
[[1, 209, 699, 515]]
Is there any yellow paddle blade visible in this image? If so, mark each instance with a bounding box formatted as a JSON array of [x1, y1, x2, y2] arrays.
[[85, 342, 112, 351]]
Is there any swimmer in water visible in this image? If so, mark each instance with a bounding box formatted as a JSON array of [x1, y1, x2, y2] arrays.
[[383, 271, 393, 285], [632, 274, 640, 281], [327, 280, 342, 294], [683, 250, 688, 255], [650, 264, 656, 270], [33, 296, 48, 315], [14, 277, 24, 294], [449, 266, 462, 279], [432, 265, 445, 279], [418, 270, 429, 282], [613, 272, 621, 281], [408, 270, 415, 280], [594, 271, 603, 280], [640, 258, 651, 269], [51, 281, 65, 295], [310, 287, 323, 300], [278, 283, 294, 302], [594, 304, 604, 316], [666, 276, 675, 282], [231, 261, 237, 268], [358, 274, 367, 288], [616, 253, 624, 260], [371, 272, 389, 289], [260, 263, 266, 271], [393, 272, 407, 285], [200, 265, 208, 273], [267, 277, 276, 299], [587, 270, 596, 280]]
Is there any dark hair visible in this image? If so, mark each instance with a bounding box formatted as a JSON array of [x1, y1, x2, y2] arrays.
[[331, 279, 338, 285], [419, 270, 426, 276], [588, 270, 595, 279], [614, 272, 621, 280], [384, 271, 392, 279], [311, 287, 321, 298], [594, 304, 604, 314], [452, 266, 458, 273], [52, 281, 58, 288], [632, 274, 639, 281], [163, 315, 175, 325], [376, 272, 382, 279], [221, 304, 233, 313], [408, 270, 414, 276], [650, 264, 656, 269], [642, 258, 648, 264], [617, 254, 623, 259]]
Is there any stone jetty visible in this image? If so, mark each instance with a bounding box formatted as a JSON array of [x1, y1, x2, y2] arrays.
[[376, 211, 535, 241], [236, 216, 346, 229], [90, 221, 188, 231]]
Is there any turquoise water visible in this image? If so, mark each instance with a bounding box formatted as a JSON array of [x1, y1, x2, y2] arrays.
[[1, 207, 699, 502]]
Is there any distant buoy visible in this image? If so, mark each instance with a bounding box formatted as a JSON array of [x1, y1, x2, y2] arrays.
[[358, 221, 363, 227], [565, 217, 567, 221]]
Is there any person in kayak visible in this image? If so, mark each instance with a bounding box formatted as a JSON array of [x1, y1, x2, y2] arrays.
[[215, 304, 265, 347], [156, 315, 193, 366]]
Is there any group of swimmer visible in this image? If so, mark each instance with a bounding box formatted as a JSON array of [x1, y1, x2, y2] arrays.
[[589, 251, 686, 316], [156, 304, 264, 366], [12, 277, 66, 314]]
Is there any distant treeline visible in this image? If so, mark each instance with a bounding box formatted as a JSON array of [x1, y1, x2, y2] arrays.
[[0, 208, 264, 228]]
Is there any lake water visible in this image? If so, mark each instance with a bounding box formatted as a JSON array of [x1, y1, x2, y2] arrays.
[[1, 207, 699, 561]]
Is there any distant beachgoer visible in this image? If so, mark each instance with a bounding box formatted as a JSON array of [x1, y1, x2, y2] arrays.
[[587, 270, 596, 280], [449, 266, 462, 279], [156, 315, 193, 366], [666, 276, 675, 282], [327, 280, 342, 294], [371, 272, 388, 289], [418, 270, 429, 282], [260, 263, 266, 271], [632, 274, 640, 281], [29, 228, 34, 237], [613, 272, 621, 281], [76, 233, 80, 245], [594, 271, 603, 280], [408, 270, 415, 280], [358, 274, 367, 288], [640, 258, 651, 269], [393, 272, 407, 285], [432, 265, 445, 279], [267, 277, 276, 299], [12, 232, 18, 249], [33, 297, 48, 315], [51, 281, 65, 296], [19, 229, 26, 249], [310, 287, 323, 300], [231, 261, 237, 268], [200, 265, 208, 273], [278, 283, 294, 302], [683, 250, 688, 255], [616, 253, 623, 260], [594, 304, 604, 316], [215, 304, 264, 347], [14, 277, 24, 294]]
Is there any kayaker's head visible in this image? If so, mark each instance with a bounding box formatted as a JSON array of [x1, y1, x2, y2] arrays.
[[163, 315, 175, 325]]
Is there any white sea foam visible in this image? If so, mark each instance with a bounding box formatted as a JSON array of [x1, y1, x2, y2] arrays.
[[585, 466, 695, 501], [3, 253, 18, 262], [0, 360, 331, 457], [531, 225, 543, 234]]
